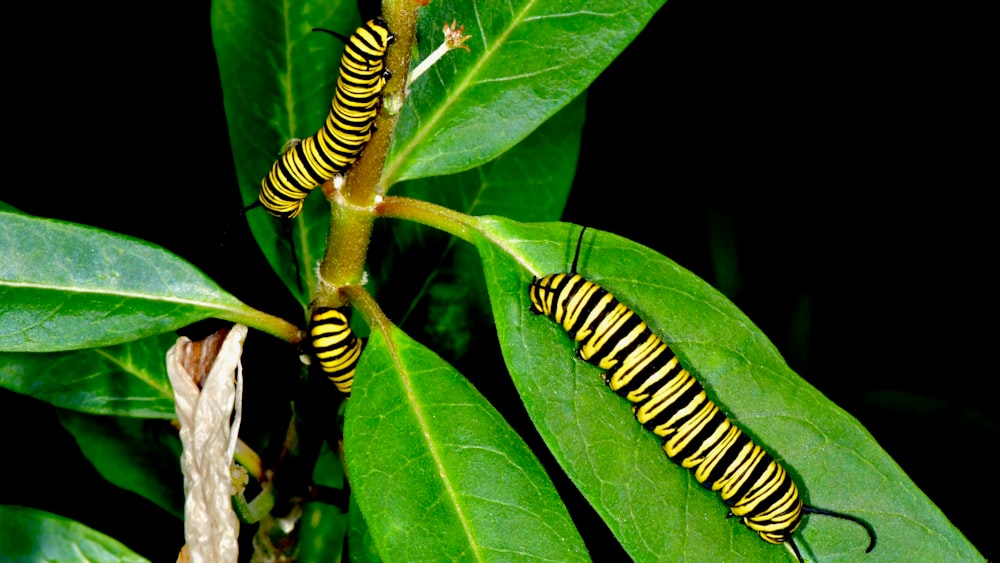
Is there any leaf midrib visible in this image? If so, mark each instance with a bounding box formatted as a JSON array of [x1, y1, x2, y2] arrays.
[[383, 0, 541, 185]]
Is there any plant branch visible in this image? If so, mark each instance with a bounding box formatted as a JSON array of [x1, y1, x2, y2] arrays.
[[313, 0, 421, 310], [341, 284, 392, 347], [375, 195, 477, 243], [220, 307, 303, 346]]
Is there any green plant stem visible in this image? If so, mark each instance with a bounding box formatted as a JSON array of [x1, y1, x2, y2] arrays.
[[339, 0, 419, 205], [316, 199, 375, 307], [375, 195, 477, 242], [232, 481, 275, 525], [222, 307, 303, 346], [342, 284, 392, 348], [235, 439, 263, 481]]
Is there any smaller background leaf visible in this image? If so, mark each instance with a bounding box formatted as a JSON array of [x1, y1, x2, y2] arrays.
[[298, 443, 350, 562], [59, 410, 184, 519], [0, 505, 149, 562], [370, 94, 585, 362], [212, 0, 360, 304], [0, 333, 176, 418]]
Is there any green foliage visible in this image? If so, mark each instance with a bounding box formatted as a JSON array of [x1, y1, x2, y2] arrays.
[[368, 94, 585, 350], [0, 212, 298, 354], [297, 500, 350, 562], [298, 445, 350, 561], [59, 410, 184, 518], [0, 212, 266, 352], [0, 334, 175, 418], [345, 325, 587, 561], [0, 0, 985, 561], [386, 0, 661, 183], [474, 218, 980, 561], [212, 0, 360, 303], [0, 505, 148, 562]]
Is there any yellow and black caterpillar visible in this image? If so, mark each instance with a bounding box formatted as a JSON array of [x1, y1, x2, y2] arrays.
[[257, 18, 394, 219], [528, 228, 875, 562], [309, 306, 363, 396]]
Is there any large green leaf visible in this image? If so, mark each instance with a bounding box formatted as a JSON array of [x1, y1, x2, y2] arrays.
[[212, 0, 359, 304], [344, 324, 588, 561], [59, 410, 184, 519], [0, 212, 271, 352], [473, 217, 982, 562], [384, 0, 664, 184], [0, 333, 175, 418], [0, 505, 148, 562]]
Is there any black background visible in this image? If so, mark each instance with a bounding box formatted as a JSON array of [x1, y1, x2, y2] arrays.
[[2, 0, 993, 560]]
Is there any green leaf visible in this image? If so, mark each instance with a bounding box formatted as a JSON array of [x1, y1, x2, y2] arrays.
[[370, 94, 585, 358], [344, 324, 588, 561], [473, 217, 983, 562], [298, 502, 349, 563], [0, 212, 270, 352], [384, 0, 664, 184], [212, 0, 359, 304], [0, 333, 176, 418], [390, 93, 585, 219], [299, 443, 350, 562], [0, 505, 149, 562], [347, 494, 381, 563], [59, 410, 184, 519]]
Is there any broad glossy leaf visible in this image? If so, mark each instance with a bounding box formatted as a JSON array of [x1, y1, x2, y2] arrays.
[[0, 333, 175, 417], [0, 212, 268, 352], [473, 217, 982, 562], [344, 324, 587, 561], [384, 0, 664, 183], [59, 410, 184, 518], [212, 0, 358, 304], [0, 505, 148, 562]]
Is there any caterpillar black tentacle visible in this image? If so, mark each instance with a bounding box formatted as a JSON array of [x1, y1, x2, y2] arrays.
[[528, 227, 876, 562]]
